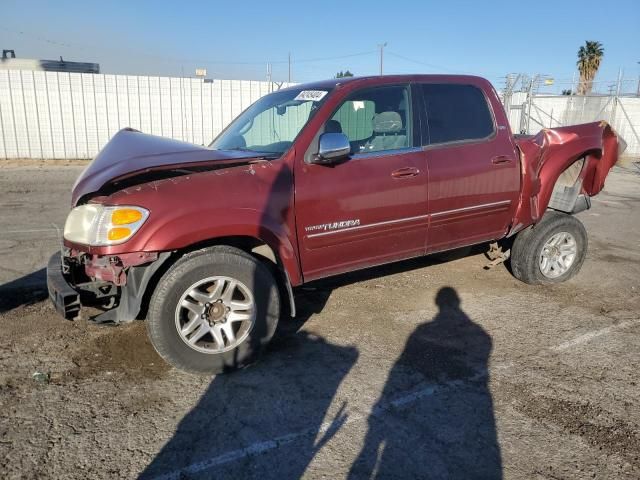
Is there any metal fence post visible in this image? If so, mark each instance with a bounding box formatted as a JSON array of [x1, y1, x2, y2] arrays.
[[610, 69, 622, 125], [525, 79, 534, 134]]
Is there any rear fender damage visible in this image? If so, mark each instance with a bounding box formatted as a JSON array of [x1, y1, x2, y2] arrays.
[[511, 121, 623, 235]]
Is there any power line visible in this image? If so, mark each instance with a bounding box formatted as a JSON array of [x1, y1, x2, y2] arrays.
[[290, 51, 376, 64], [386, 51, 509, 83], [386, 51, 466, 73], [1, 26, 375, 67]]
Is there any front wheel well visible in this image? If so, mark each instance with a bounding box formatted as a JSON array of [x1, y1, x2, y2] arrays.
[[137, 236, 295, 321]]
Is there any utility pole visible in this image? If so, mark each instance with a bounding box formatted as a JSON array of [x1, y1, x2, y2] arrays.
[[288, 52, 291, 83], [267, 63, 272, 91], [378, 42, 387, 75]]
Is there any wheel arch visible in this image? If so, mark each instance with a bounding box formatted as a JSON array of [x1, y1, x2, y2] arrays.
[[511, 121, 620, 235], [510, 151, 594, 236], [537, 148, 602, 215], [138, 235, 297, 322]]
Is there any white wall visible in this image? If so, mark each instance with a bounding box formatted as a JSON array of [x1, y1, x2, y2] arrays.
[[0, 70, 290, 159], [1, 69, 638, 160]]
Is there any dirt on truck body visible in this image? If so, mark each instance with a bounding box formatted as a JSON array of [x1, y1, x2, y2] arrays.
[[46, 74, 624, 374]]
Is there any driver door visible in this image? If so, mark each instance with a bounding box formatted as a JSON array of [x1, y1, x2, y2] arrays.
[[294, 84, 428, 281]]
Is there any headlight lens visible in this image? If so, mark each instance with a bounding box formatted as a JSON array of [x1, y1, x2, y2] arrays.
[[63, 204, 149, 246]]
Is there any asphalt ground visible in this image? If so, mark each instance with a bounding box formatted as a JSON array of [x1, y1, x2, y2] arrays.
[[0, 165, 639, 479]]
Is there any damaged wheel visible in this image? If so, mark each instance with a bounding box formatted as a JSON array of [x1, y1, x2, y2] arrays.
[[510, 211, 587, 285], [147, 246, 280, 374]]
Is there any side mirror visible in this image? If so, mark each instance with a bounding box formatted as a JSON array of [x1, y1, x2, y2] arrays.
[[313, 133, 351, 164]]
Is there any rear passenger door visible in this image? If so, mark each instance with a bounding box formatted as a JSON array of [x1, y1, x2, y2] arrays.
[[418, 82, 520, 252]]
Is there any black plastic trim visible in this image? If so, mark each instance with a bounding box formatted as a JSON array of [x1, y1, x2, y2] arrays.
[[47, 252, 81, 321], [92, 252, 171, 324]]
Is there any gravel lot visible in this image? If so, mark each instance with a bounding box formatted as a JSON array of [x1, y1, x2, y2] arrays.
[[0, 164, 639, 479]]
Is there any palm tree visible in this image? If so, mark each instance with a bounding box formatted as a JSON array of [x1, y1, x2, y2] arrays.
[[576, 41, 604, 95]]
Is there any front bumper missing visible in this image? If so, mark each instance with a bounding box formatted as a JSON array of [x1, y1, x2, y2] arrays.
[[46, 252, 81, 320], [46, 250, 172, 324]]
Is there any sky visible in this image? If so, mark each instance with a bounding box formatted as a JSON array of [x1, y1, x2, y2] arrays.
[[1, 0, 639, 92]]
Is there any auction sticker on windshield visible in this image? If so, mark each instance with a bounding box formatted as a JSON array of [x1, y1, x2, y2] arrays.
[[294, 90, 328, 102]]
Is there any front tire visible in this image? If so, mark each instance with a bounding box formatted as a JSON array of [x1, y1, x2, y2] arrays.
[[147, 246, 280, 374], [510, 211, 588, 285]]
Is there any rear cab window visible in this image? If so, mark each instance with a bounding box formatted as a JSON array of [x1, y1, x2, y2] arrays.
[[419, 83, 495, 145]]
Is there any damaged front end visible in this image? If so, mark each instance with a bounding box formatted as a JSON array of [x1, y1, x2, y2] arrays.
[[47, 128, 272, 324], [47, 249, 171, 324]]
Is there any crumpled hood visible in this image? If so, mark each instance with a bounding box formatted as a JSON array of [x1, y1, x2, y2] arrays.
[[72, 128, 262, 205]]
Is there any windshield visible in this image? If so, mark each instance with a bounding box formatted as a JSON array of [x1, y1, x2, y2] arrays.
[[209, 87, 332, 155]]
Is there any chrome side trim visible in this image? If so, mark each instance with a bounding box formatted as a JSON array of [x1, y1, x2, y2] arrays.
[[352, 146, 423, 160], [431, 200, 512, 218], [307, 214, 430, 238], [306, 200, 511, 239]]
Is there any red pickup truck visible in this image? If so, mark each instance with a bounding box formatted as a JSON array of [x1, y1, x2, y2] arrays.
[[47, 75, 622, 373]]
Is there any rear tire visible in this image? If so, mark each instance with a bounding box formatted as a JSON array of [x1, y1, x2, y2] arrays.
[[147, 246, 280, 374], [510, 211, 587, 285]]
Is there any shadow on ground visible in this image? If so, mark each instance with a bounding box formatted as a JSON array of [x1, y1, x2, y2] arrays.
[[140, 304, 359, 479], [141, 286, 501, 479], [0, 268, 47, 313], [348, 286, 502, 479]]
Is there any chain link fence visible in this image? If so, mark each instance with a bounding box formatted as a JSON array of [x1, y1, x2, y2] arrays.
[[503, 88, 640, 161]]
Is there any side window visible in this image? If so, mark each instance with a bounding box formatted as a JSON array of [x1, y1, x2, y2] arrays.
[[327, 85, 412, 154], [420, 84, 494, 144]]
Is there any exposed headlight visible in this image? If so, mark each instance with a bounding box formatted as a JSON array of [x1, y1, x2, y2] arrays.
[[63, 204, 149, 246]]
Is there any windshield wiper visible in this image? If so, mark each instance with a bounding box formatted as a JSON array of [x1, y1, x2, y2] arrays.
[[222, 147, 280, 158], [226, 147, 256, 152]]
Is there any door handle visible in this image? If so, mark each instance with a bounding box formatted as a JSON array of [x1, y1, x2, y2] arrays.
[[491, 156, 513, 165], [391, 167, 420, 179]]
